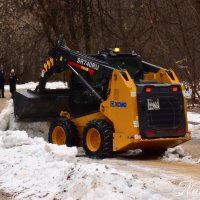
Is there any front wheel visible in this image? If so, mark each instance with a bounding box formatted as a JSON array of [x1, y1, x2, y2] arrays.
[[82, 119, 113, 159], [48, 118, 78, 147]]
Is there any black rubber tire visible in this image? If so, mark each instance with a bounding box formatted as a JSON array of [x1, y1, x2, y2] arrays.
[[142, 149, 166, 157], [82, 119, 113, 159], [48, 118, 78, 147]]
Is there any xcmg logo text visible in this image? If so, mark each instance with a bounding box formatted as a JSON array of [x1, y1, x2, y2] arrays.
[[110, 101, 127, 108]]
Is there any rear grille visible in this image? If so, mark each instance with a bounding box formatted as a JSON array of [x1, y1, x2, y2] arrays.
[[137, 84, 186, 139], [146, 97, 181, 129]]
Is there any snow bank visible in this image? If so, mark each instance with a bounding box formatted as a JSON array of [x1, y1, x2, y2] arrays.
[[4, 81, 68, 91], [189, 123, 200, 139], [45, 143, 77, 161], [0, 130, 32, 148], [0, 100, 50, 140], [187, 112, 200, 139], [0, 131, 197, 200], [14, 121, 50, 141], [0, 130, 78, 161], [0, 130, 164, 200], [163, 146, 200, 164], [0, 130, 78, 199], [4, 82, 38, 90], [0, 130, 178, 200], [188, 112, 200, 124], [0, 100, 14, 131], [53, 163, 168, 200]]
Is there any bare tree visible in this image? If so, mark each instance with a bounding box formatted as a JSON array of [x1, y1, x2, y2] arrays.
[[0, 0, 199, 104]]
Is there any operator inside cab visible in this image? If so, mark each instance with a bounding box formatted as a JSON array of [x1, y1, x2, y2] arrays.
[[100, 48, 144, 83]]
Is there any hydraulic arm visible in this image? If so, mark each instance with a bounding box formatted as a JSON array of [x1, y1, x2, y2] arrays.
[[36, 39, 117, 95]]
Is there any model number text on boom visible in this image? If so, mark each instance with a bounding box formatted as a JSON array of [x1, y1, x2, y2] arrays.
[[77, 58, 99, 70]]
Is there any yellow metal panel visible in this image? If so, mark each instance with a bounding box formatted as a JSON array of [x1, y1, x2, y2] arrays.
[[100, 69, 190, 152], [182, 85, 190, 133], [43, 63, 47, 72], [100, 69, 139, 151], [144, 68, 180, 84], [50, 57, 54, 66], [112, 135, 191, 152], [47, 60, 51, 69]]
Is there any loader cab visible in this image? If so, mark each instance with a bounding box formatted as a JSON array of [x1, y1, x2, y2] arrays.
[[92, 51, 144, 83], [69, 53, 144, 117], [105, 54, 144, 83], [69, 65, 105, 118]]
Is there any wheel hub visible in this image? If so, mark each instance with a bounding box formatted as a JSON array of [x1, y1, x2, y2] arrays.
[[86, 128, 101, 152], [52, 126, 66, 145]]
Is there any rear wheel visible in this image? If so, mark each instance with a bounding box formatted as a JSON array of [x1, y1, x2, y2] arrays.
[[49, 118, 78, 147], [82, 119, 113, 159]]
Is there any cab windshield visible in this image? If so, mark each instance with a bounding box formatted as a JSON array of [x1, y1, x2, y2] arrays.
[[107, 57, 142, 79]]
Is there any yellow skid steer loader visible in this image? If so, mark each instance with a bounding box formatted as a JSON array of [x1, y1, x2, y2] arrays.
[[14, 38, 191, 158]]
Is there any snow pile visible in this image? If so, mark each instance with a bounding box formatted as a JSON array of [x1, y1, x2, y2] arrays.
[[45, 143, 77, 162], [0, 100, 14, 131], [45, 81, 68, 89], [0, 131, 182, 200], [182, 82, 200, 99], [187, 112, 200, 139], [162, 146, 199, 163], [0, 130, 78, 199], [0, 130, 164, 200], [189, 123, 200, 139], [188, 112, 200, 124], [53, 163, 167, 200], [183, 89, 192, 99], [0, 130, 32, 148], [0, 100, 50, 140], [4, 81, 38, 90], [120, 149, 142, 156], [14, 121, 50, 141], [4, 81, 68, 91]]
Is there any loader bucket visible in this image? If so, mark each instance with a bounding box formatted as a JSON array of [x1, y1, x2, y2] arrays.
[[13, 89, 70, 120]]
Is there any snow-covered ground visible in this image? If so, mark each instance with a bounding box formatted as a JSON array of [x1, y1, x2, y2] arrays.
[[0, 82, 200, 199], [187, 112, 200, 140], [188, 112, 200, 124], [0, 103, 183, 200], [163, 146, 200, 163]]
